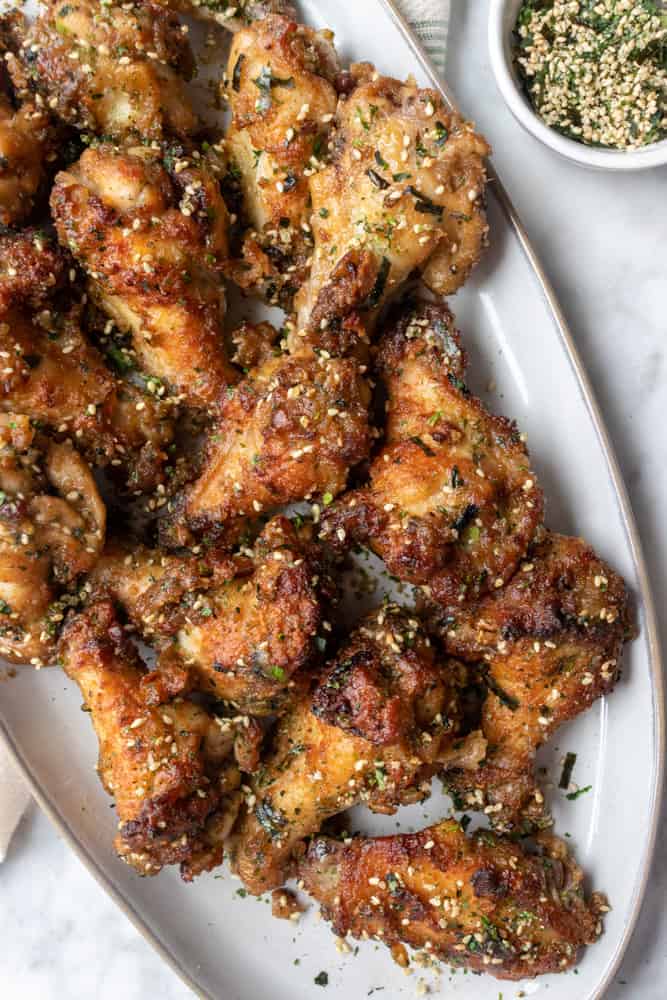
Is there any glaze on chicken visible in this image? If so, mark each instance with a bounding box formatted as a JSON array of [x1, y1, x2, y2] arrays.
[[230, 604, 477, 894], [322, 300, 543, 610], [300, 822, 607, 979]]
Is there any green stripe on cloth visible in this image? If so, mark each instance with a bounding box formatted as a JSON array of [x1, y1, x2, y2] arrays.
[[399, 0, 450, 74]]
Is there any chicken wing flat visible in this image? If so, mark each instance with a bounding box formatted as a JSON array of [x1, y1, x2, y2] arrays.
[[322, 301, 543, 610], [432, 532, 631, 832], [5, 0, 197, 140], [0, 229, 174, 492], [300, 821, 606, 980], [230, 604, 476, 894], [0, 415, 105, 665], [51, 144, 235, 412], [157, 0, 297, 30], [293, 65, 490, 351], [91, 516, 329, 715], [59, 599, 246, 879], [177, 349, 371, 534], [223, 14, 339, 308]]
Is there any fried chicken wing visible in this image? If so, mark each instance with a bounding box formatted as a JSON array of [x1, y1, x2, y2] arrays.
[[178, 348, 371, 534], [158, 0, 297, 30], [0, 18, 57, 228], [322, 301, 543, 609], [230, 604, 476, 894], [433, 533, 631, 831], [6, 0, 197, 140], [0, 229, 174, 492], [300, 821, 606, 979], [91, 517, 328, 715], [293, 66, 490, 351], [0, 416, 105, 665], [59, 599, 245, 879], [51, 144, 235, 411], [223, 15, 339, 307]]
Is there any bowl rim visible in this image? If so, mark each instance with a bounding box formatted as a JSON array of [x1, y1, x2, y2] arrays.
[[488, 0, 667, 171]]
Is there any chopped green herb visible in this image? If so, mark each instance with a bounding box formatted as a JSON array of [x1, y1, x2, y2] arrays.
[[559, 752, 577, 790], [566, 784, 592, 801]]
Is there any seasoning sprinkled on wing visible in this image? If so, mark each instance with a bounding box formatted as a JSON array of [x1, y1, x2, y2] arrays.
[[51, 144, 235, 412], [59, 599, 247, 880], [293, 65, 490, 355], [322, 300, 543, 609], [5, 0, 197, 140], [300, 821, 607, 979], [433, 532, 632, 831], [230, 603, 478, 894]]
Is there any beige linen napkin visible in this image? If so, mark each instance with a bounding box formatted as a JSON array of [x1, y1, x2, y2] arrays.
[[0, 740, 30, 861]]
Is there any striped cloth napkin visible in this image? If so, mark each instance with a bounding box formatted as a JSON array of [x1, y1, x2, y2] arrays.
[[0, 0, 451, 865], [400, 0, 450, 75]]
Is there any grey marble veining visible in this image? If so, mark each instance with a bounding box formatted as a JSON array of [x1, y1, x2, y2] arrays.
[[1, 2, 665, 997]]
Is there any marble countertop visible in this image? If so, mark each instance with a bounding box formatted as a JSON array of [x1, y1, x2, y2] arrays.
[[1, 3, 665, 998]]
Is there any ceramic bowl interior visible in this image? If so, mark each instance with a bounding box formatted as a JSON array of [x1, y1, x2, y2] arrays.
[[488, 0, 667, 171]]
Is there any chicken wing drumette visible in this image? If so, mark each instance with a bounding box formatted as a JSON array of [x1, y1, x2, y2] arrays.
[[59, 599, 248, 879], [292, 65, 490, 354], [51, 144, 235, 412], [5, 0, 197, 140], [91, 517, 330, 716], [175, 346, 371, 536], [230, 604, 479, 894], [300, 822, 607, 979], [0, 228, 174, 493], [322, 301, 543, 610], [223, 14, 339, 308], [432, 532, 631, 832], [0, 415, 105, 665]]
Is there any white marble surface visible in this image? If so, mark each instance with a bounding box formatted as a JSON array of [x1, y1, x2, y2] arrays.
[[1, 2, 665, 997]]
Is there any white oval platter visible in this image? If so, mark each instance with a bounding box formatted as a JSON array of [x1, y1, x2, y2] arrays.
[[0, 1, 663, 999]]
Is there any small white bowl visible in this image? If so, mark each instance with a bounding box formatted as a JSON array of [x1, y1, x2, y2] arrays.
[[488, 0, 667, 171]]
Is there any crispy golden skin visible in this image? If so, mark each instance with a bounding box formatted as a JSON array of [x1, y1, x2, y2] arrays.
[[230, 604, 476, 894], [91, 517, 328, 715], [51, 144, 235, 411], [179, 349, 371, 535], [433, 532, 631, 832], [157, 0, 297, 30], [0, 12, 61, 227], [0, 415, 105, 665], [293, 65, 490, 352], [300, 821, 606, 979], [223, 15, 338, 308], [0, 229, 174, 492], [322, 301, 543, 610], [6, 0, 196, 140], [59, 599, 246, 879], [0, 82, 53, 227]]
